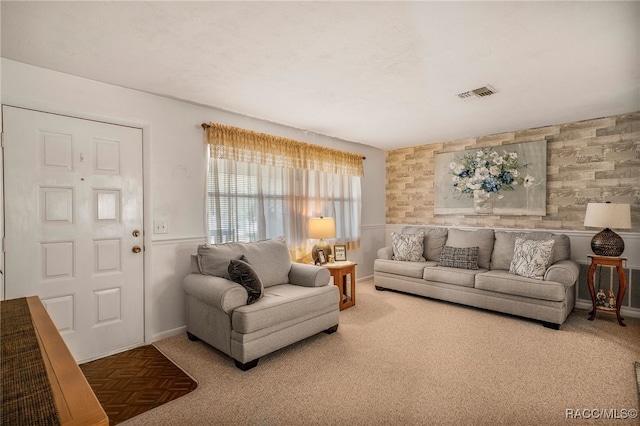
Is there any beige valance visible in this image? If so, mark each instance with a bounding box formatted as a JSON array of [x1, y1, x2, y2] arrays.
[[203, 122, 364, 177]]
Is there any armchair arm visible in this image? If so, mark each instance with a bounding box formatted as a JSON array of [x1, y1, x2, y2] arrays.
[[377, 246, 393, 260], [544, 259, 580, 288], [183, 274, 247, 314], [288, 262, 330, 287]]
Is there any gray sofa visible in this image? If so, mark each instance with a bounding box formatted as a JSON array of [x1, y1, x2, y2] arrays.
[[183, 237, 340, 370], [374, 226, 579, 329]]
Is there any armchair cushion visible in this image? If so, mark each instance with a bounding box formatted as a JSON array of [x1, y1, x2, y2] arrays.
[[197, 237, 291, 288], [232, 284, 338, 334]]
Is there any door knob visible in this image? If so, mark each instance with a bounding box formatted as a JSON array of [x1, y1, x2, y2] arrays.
[[132, 230, 141, 237], [132, 246, 142, 254]]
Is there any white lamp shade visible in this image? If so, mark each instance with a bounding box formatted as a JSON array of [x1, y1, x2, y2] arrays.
[[584, 203, 631, 229], [308, 217, 336, 239]]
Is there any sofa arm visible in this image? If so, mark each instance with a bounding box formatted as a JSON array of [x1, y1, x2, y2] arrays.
[[183, 274, 247, 314], [377, 246, 393, 260], [544, 260, 580, 288], [288, 262, 330, 287]]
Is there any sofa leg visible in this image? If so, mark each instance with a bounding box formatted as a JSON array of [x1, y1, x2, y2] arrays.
[[324, 324, 339, 334], [186, 332, 199, 341], [542, 321, 560, 330], [375, 286, 385, 291], [234, 358, 259, 371]]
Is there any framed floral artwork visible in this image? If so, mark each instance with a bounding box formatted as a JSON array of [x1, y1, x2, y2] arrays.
[[433, 140, 546, 216]]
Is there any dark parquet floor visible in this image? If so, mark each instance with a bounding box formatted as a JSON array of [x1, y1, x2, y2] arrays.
[[80, 345, 197, 425]]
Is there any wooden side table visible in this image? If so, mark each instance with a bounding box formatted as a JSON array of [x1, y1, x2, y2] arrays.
[[587, 255, 627, 327], [323, 261, 356, 310]]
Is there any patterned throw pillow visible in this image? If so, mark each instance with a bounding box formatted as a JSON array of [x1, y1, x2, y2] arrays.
[[391, 232, 426, 262], [509, 238, 555, 280], [438, 246, 479, 270], [228, 255, 264, 304]]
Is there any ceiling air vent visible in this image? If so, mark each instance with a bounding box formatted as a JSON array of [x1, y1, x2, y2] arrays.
[[456, 85, 497, 99]]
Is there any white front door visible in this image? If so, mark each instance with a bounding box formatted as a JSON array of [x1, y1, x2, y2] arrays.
[[3, 106, 144, 362]]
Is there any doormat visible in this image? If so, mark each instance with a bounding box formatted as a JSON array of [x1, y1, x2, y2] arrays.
[[80, 345, 197, 425]]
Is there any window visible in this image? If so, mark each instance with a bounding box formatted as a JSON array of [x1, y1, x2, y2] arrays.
[[203, 122, 362, 261], [207, 155, 361, 260]]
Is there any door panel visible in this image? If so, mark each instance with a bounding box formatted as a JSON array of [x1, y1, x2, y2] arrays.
[[3, 106, 144, 361]]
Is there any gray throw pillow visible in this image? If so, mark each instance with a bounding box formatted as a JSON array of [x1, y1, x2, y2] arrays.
[[438, 246, 479, 270], [228, 255, 264, 304]]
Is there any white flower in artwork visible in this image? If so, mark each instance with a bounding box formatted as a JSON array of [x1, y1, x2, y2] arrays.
[[475, 167, 490, 179], [509, 152, 518, 159], [476, 150, 484, 157], [467, 181, 482, 190], [449, 162, 457, 170], [489, 165, 500, 176], [524, 175, 535, 187]]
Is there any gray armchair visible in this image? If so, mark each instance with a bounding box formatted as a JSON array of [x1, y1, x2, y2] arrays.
[[183, 237, 339, 370]]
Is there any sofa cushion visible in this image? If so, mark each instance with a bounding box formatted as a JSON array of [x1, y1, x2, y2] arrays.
[[197, 244, 240, 279], [228, 255, 263, 304], [438, 246, 479, 270], [445, 228, 495, 269], [198, 237, 291, 288], [475, 270, 566, 302], [374, 258, 436, 279], [509, 238, 555, 280], [491, 231, 571, 270], [391, 232, 426, 261], [424, 266, 487, 288], [400, 226, 448, 261], [232, 284, 337, 334]]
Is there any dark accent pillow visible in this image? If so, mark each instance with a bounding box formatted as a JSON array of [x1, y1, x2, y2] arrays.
[[438, 246, 480, 270], [228, 255, 264, 304]]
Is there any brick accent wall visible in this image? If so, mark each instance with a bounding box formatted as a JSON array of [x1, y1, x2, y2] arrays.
[[386, 111, 640, 231]]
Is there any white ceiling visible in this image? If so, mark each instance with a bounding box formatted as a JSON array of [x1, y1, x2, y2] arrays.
[[2, 1, 639, 150]]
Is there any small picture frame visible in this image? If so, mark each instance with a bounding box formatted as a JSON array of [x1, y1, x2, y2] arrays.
[[317, 249, 327, 265], [334, 244, 347, 262]]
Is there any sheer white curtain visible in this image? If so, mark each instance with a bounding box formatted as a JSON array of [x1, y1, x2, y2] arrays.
[[207, 155, 361, 262]]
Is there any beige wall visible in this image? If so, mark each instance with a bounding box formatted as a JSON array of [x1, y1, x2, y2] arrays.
[[386, 111, 640, 232]]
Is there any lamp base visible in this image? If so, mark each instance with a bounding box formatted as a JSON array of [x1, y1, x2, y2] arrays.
[[591, 228, 625, 257], [312, 239, 332, 263]]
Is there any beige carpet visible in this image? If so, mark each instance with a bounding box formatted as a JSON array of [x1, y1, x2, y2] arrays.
[[127, 279, 639, 426]]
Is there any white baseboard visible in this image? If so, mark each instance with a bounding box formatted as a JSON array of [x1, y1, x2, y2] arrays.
[[151, 325, 186, 343]]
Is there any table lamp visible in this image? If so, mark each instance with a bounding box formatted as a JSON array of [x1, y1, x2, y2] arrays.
[[583, 202, 631, 256], [308, 216, 336, 263]]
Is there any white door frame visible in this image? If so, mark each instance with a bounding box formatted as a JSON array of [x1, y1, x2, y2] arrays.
[[1, 97, 154, 346]]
